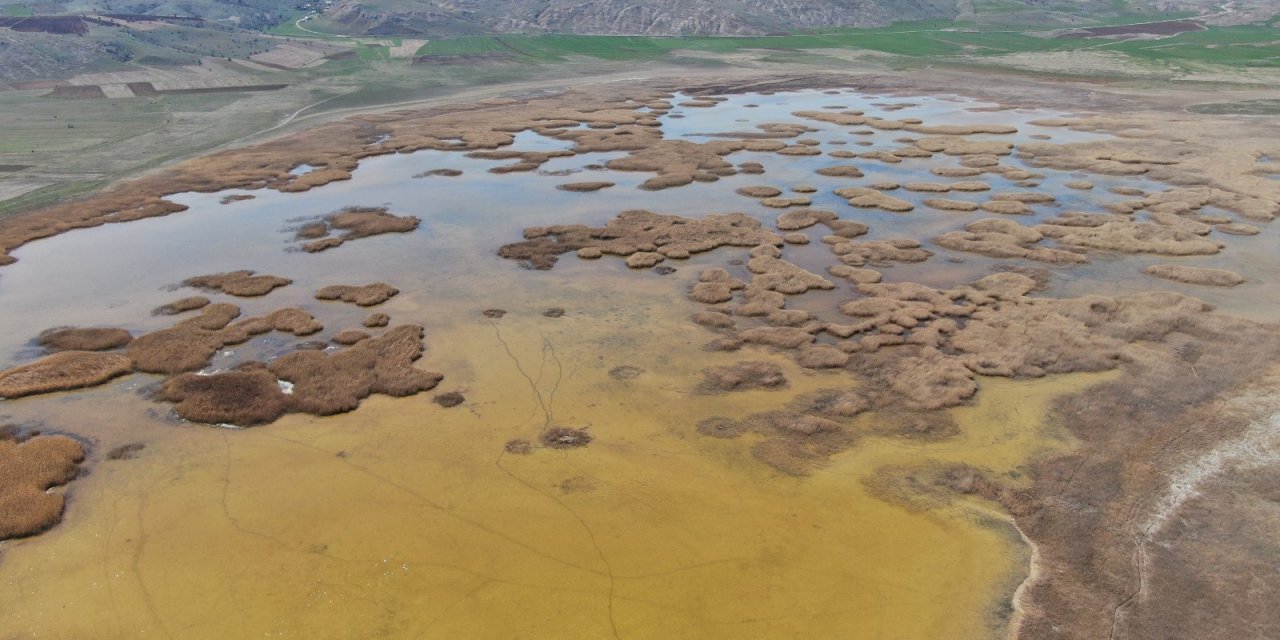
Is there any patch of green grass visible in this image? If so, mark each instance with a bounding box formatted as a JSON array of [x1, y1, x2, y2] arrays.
[[1109, 25, 1280, 67], [1188, 99, 1280, 115], [357, 44, 390, 62], [2, 4, 33, 17]]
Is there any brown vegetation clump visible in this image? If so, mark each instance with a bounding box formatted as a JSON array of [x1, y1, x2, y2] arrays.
[[690, 269, 745, 304], [915, 137, 1013, 156], [827, 265, 882, 284], [747, 253, 835, 295], [698, 361, 787, 392], [315, 283, 400, 306], [127, 304, 323, 374], [1143, 264, 1245, 287], [541, 426, 592, 449], [948, 181, 991, 192], [0, 351, 133, 399], [815, 165, 864, 178], [834, 187, 914, 213], [736, 186, 782, 198], [932, 218, 1088, 265], [433, 391, 465, 407], [156, 365, 289, 426], [332, 330, 371, 345], [265, 325, 442, 416], [1216, 223, 1260, 236], [415, 168, 462, 178], [828, 239, 932, 266], [923, 198, 979, 212], [760, 196, 812, 209], [504, 439, 533, 455], [1037, 219, 1224, 256], [363, 312, 390, 328], [903, 182, 951, 193], [500, 210, 782, 270], [297, 207, 420, 253], [182, 271, 292, 297], [776, 208, 837, 231], [932, 166, 983, 178], [980, 200, 1031, 215], [153, 296, 210, 316], [0, 435, 85, 540], [1065, 180, 1094, 190], [37, 327, 132, 352], [557, 181, 614, 192]]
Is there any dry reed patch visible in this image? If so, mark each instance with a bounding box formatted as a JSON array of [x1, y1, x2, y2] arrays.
[[760, 196, 812, 209], [736, 186, 782, 198], [0, 352, 133, 399], [501, 210, 781, 270], [834, 187, 914, 213], [827, 265, 882, 284], [315, 283, 399, 307], [37, 327, 132, 352], [933, 218, 1087, 264], [1037, 219, 1224, 256], [183, 271, 292, 297], [127, 304, 323, 374], [363, 312, 390, 328], [815, 165, 864, 178], [415, 168, 462, 178], [541, 426, 592, 449], [266, 325, 442, 417], [1217, 223, 1260, 236], [829, 239, 932, 266], [948, 181, 991, 192], [297, 207, 420, 253], [157, 366, 288, 426], [904, 182, 950, 193], [153, 296, 209, 316], [915, 137, 1013, 156], [433, 391, 465, 407], [0, 435, 84, 540], [980, 200, 1031, 215], [556, 181, 614, 192], [603, 139, 765, 190], [923, 198, 978, 212], [698, 361, 787, 392], [1143, 265, 1245, 287], [932, 166, 983, 178], [332, 330, 371, 345]]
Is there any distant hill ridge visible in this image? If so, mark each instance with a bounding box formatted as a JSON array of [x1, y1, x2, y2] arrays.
[[328, 0, 962, 36]]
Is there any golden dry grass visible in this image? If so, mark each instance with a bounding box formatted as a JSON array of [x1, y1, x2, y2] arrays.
[[0, 351, 133, 398], [0, 435, 84, 540], [37, 327, 132, 352]]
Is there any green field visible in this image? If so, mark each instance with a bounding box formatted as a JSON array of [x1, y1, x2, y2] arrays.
[[414, 22, 1279, 69]]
